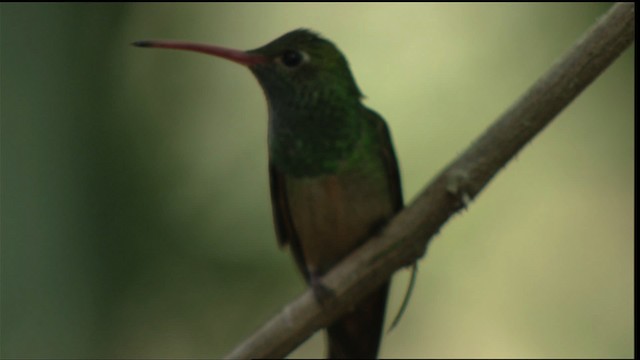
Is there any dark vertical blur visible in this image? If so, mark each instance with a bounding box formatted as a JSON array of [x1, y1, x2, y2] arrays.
[[1, 3, 299, 358], [2, 4, 131, 357]]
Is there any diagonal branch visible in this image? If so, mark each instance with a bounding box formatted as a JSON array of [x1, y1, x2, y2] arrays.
[[225, 3, 635, 359]]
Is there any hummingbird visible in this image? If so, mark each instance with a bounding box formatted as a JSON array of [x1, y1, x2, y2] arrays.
[[134, 29, 404, 359]]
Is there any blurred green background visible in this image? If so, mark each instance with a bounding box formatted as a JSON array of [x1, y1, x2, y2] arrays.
[[1, 3, 633, 358]]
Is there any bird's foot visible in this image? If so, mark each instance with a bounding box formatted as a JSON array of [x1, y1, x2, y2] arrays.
[[310, 274, 335, 306]]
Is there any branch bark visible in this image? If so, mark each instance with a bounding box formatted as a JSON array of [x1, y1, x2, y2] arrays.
[[225, 3, 635, 359]]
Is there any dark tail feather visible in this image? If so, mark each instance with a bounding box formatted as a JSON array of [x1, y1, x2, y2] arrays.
[[327, 282, 389, 359]]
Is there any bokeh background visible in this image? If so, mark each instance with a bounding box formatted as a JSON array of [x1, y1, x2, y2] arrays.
[[1, 3, 633, 358]]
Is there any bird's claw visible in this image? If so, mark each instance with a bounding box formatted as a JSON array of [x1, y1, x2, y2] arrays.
[[310, 275, 335, 306]]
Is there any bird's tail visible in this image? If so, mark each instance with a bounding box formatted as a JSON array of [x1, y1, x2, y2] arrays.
[[326, 281, 389, 359]]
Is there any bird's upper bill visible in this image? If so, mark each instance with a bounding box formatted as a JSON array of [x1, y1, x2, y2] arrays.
[[132, 40, 267, 66]]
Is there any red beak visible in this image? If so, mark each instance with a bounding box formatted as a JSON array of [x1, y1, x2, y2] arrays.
[[132, 40, 267, 66]]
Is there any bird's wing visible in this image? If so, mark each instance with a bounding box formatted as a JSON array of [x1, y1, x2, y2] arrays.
[[368, 109, 404, 212], [367, 108, 418, 332], [268, 162, 310, 281]]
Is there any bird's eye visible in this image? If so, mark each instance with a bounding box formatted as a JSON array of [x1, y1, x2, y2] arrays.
[[280, 50, 306, 68]]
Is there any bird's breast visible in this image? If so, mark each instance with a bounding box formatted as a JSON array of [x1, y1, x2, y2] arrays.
[[285, 169, 393, 275]]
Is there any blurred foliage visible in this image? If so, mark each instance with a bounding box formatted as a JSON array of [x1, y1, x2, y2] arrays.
[[1, 3, 633, 359]]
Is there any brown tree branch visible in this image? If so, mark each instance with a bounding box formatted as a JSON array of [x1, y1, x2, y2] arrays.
[[225, 3, 635, 359]]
